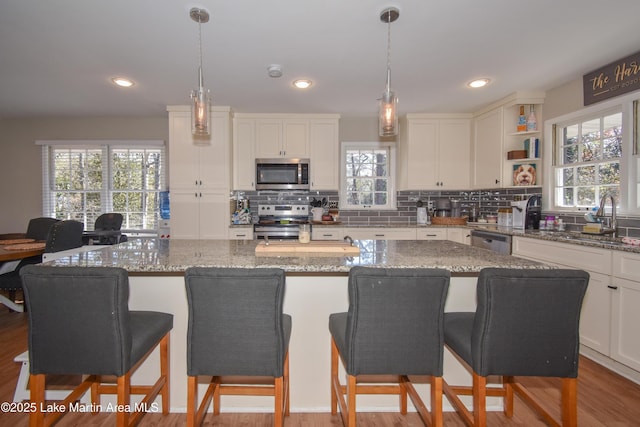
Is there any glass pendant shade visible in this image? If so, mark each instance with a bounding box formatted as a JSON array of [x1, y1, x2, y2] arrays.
[[378, 7, 399, 137], [191, 67, 211, 136], [190, 8, 211, 137], [379, 89, 398, 137]]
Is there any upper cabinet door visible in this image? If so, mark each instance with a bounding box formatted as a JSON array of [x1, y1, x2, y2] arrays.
[[169, 109, 231, 191], [283, 119, 310, 158], [233, 118, 256, 190], [438, 119, 471, 189], [255, 119, 283, 158], [406, 119, 438, 189], [309, 119, 339, 190], [473, 107, 504, 188], [400, 116, 470, 190]]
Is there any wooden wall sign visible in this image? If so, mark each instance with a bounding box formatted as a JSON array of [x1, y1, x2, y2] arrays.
[[583, 50, 640, 106]]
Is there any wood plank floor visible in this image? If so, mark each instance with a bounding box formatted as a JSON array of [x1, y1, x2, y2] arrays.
[[1, 307, 639, 426]]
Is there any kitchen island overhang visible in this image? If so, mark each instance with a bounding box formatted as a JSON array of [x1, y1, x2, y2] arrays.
[[43, 239, 551, 414]]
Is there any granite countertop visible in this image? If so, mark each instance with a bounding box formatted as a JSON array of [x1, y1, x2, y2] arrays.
[[45, 238, 548, 275], [310, 222, 640, 253]]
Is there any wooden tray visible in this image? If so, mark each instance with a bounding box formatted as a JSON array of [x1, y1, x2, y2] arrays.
[[0, 238, 35, 245], [255, 240, 359, 256], [311, 220, 342, 225], [4, 242, 46, 251], [431, 216, 468, 225]]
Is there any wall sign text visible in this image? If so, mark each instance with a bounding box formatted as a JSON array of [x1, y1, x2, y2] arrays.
[[583, 50, 640, 106]]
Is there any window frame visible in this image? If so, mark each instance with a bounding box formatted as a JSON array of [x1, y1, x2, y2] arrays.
[[39, 140, 165, 231], [340, 141, 397, 211], [543, 91, 639, 215]]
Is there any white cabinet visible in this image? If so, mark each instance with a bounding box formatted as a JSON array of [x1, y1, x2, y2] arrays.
[[472, 107, 503, 188], [416, 228, 448, 240], [311, 227, 346, 241], [232, 118, 256, 190], [232, 114, 340, 191], [170, 191, 229, 239], [168, 107, 231, 191], [512, 237, 613, 357], [611, 251, 640, 372], [399, 115, 471, 190], [345, 228, 417, 240], [447, 228, 471, 245], [472, 92, 545, 189], [168, 106, 232, 239], [309, 118, 340, 190], [229, 226, 253, 240], [255, 119, 309, 158]]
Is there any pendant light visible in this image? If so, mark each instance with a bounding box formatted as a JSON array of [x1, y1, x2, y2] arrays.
[[190, 7, 211, 136], [378, 7, 399, 137]]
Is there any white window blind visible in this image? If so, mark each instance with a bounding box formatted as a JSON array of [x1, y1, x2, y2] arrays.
[[39, 140, 165, 231]]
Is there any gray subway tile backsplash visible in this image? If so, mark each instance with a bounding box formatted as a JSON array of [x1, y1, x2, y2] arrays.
[[237, 186, 640, 237]]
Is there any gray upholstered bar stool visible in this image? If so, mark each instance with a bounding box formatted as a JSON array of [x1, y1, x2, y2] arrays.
[[329, 266, 450, 427], [184, 267, 291, 427], [443, 268, 589, 427], [20, 265, 173, 427]]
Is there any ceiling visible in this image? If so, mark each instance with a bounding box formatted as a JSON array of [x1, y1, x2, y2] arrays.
[[2, 0, 640, 120]]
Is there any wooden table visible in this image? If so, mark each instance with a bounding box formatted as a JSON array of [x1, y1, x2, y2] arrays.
[[0, 243, 45, 262]]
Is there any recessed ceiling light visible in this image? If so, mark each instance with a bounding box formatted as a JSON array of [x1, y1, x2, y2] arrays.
[[293, 79, 312, 89], [111, 77, 134, 88], [467, 78, 490, 88]]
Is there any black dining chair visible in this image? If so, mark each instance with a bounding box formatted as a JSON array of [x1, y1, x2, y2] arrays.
[[443, 268, 589, 427], [25, 217, 60, 241], [0, 219, 84, 312], [184, 267, 291, 427], [20, 265, 173, 427], [83, 213, 126, 245], [329, 266, 450, 427]]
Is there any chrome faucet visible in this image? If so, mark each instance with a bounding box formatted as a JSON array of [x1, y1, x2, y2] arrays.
[[596, 194, 617, 237]]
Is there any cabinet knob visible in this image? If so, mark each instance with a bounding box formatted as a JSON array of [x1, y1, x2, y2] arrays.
[[495, 179, 500, 184]]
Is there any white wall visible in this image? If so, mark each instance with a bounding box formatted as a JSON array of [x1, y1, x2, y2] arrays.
[[0, 80, 592, 234], [0, 117, 168, 233]]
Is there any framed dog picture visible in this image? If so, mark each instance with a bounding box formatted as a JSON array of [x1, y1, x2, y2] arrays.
[[513, 163, 537, 186]]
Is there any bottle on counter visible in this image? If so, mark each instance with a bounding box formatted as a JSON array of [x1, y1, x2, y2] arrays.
[[526, 105, 537, 132], [517, 105, 527, 132]]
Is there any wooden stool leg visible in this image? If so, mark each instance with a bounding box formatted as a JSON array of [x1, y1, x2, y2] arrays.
[[284, 352, 290, 416], [347, 374, 357, 427], [399, 376, 408, 415], [116, 373, 131, 427], [29, 374, 45, 427], [331, 338, 339, 414], [213, 377, 221, 415], [473, 372, 487, 427], [160, 333, 170, 414], [503, 375, 514, 418], [274, 376, 284, 427], [431, 376, 443, 427], [186, 376, 198, 427], [562, 377, 578, 427]]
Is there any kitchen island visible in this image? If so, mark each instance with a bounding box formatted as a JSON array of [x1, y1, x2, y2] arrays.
[[45, 239, 549, 413]]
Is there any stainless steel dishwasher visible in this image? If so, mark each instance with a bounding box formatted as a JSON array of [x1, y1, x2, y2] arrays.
[[470, 229, 512, 254]]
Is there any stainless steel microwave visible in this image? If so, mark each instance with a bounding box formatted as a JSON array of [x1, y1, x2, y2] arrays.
[[256, 158, 310, 190]]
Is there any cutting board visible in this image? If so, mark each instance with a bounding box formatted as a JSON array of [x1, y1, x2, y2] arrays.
[[255, 240, 360, 256]]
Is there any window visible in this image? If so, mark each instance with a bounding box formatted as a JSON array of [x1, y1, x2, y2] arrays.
[[340, 142, 396, 210], [553, 110, 622, 209], [40, 140, 165, 231]]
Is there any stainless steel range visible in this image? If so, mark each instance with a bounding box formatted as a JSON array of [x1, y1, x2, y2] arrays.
[[254, 203, 310, 240]]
